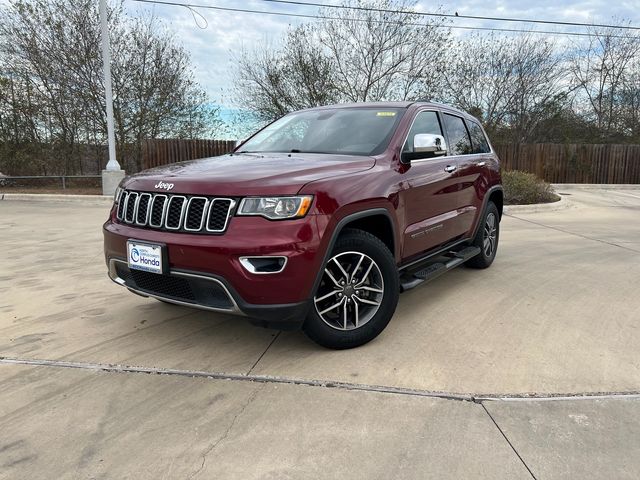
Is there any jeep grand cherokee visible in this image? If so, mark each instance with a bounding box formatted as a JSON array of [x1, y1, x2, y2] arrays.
[[104, 102, 503, 349]]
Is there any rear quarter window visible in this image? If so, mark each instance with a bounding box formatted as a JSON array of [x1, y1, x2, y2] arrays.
[[467, 121, 491, 154], [442, 114, 473, 155]]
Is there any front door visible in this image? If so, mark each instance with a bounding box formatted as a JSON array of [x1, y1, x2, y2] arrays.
[[400, 110, 460, 260]]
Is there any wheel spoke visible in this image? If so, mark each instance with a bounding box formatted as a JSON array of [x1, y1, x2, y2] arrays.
[[314, 289, 341, 303], [354, 295, 380, 307], [350, 253, 365, 283], [318, 297, 344, 316], [353, 298, 360, 328], [333, 258, 349, 282], [324, 268, 342, 288], [343, 300, 348, 329], [354, 260, 374, 287], [360, 286, 383, 294]]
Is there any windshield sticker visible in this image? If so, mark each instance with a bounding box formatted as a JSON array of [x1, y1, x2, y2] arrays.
[[376, 111, 396, 117]]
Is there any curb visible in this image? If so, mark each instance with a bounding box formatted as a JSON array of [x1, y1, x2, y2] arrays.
[[0, 193, 113, 206], [552, 183, 640, 190], [503, 194, 570, 215]]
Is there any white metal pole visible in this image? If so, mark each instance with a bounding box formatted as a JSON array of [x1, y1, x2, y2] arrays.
[[99, 0, 120, 171]]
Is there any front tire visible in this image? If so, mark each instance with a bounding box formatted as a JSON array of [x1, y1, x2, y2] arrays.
[[304, 229, 399, 349], [466, 201, 500, 269]]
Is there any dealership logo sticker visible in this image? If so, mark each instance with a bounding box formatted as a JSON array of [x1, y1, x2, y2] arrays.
[[154, 181, 174, 191], [131, 248, 140, 262]]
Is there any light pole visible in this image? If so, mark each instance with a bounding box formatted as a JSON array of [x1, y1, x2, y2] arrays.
[[99, 0, 124, 195]]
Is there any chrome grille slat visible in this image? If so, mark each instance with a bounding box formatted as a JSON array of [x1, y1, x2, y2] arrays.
[[149, 195, 168, 228], [116, 190, 234, 234], [184, 197, 209, 232], [206, 198, 235, 233], [124, 192, 138, 224], [136, 193, 152, 225], [165, 196, 187, 230], [116, 191, 128, 220]]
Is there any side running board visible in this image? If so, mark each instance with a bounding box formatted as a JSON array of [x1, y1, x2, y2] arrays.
[[399, 246, 481, 292]]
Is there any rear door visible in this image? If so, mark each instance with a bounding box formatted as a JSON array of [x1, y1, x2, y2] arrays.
[[440, 113, 479, 237], [400, 110, 461, 260], [454, 118, 493, 237]]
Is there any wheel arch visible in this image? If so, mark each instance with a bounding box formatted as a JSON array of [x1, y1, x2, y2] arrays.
[[471, 185, 504, 240], [489, 188, 504, 219], [310, 208, 397, 297]]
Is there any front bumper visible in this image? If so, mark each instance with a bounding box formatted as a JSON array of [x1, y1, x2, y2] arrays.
[[103, 213, 326, 329]]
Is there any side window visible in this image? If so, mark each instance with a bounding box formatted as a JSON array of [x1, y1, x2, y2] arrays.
[[442, 114, 472, 155], [402, 111, 444, 153], [467, 121, 490, 154]]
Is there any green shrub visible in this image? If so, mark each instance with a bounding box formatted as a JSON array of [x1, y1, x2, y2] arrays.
[[502, 170, 561, 205]]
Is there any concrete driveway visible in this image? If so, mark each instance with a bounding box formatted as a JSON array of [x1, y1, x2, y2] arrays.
[[1, 185, 639, 479]]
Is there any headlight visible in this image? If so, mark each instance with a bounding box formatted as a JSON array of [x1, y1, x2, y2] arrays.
[[237, 195, 313, 220]]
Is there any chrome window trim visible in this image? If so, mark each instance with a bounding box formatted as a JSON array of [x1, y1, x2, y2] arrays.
[[206, 198, 236, 233], [124, 192, 138, 224], [135, 193, 152, 226], [165, 195, 188, 230], [239, 256, 288, 275], [148, 194, 168, 228], [400, 108, 495, 164], [184, 196, 209, 232]]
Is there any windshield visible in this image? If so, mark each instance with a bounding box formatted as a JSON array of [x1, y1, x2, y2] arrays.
[[238, 107, 405, 156]]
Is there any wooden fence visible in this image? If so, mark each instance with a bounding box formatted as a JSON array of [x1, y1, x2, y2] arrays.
[[142, 139, 236, 170], [494, 143, 640, 184], [141, 139, 640, 184]]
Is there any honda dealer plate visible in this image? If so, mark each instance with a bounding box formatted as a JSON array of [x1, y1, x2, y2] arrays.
[[127, 240, 164, 274]]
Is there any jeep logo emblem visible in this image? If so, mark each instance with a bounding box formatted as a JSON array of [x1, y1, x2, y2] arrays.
[[154, 181, 174, 191]]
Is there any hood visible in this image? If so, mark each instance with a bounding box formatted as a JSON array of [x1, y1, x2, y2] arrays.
[[123, 153, 375, 196]]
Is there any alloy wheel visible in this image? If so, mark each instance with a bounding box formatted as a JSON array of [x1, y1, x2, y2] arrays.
[[483, 212, 497, 257], [314, 251, 384, 331]]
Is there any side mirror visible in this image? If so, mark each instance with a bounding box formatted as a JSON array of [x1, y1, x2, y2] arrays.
[[414, 134, 447, 155]]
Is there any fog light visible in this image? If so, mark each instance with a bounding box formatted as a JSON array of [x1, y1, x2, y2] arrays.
[[239, 256, 287, 274]]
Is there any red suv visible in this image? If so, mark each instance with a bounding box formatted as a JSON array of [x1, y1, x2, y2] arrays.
[[104, 102, 502, 349]]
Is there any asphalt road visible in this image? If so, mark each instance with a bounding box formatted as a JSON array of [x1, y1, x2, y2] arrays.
[[1, 185, 639, 479]]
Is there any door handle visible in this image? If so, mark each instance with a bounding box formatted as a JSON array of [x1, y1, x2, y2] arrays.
[[477, 161, 486, 167], [444, 165, 457, 173]]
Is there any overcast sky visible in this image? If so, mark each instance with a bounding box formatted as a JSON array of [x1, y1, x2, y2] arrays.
[[125, 0, 638, 106]]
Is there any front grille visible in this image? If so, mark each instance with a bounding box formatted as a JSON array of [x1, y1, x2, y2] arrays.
[[116, 190, 235, 234], [114, 262, 235, 310]]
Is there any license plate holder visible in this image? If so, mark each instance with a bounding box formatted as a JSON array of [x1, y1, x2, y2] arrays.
[[127, 240, 166, 274]]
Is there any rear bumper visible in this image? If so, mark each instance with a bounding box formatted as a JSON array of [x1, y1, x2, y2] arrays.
[[103, 213, 327, 329]]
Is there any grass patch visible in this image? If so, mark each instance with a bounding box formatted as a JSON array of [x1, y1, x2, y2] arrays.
[[503, 170, 561, 205]]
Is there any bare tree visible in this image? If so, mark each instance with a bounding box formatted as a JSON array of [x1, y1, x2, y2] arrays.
[[619, 60, 640, 141], [570, 23, 640, 139], [234, 0, 451, 121], [444, 33, 566, 143], [234, 25, 338, 121], [0, 0, 223, 174], [317, 0, 450, 102]]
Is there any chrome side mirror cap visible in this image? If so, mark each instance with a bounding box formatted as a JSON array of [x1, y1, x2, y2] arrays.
[[414, 134, 447, 155]]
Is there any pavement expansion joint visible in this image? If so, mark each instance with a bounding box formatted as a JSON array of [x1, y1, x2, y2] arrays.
[[2, 356, 640, 403], [480, 403, 538, 480]]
